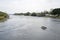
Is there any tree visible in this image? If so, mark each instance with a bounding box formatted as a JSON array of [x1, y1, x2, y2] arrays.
[[51, 8, 60, 17], [24, 12, 31, 16], [31, 12, 37, 16]]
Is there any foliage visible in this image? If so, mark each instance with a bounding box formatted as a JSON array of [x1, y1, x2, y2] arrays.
[[24, 12, 30, 16], [0, 11, 9, 19], [31, 12, 37, 16], [51, 8, 60, 17], [14, 8, 60, 17], [14, 13, 23, 15]]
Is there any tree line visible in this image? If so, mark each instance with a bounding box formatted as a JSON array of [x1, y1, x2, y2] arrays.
[[14, 8, 60, 17]]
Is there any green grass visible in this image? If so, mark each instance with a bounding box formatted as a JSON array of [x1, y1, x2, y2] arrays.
[[0, 11, 9, 20]]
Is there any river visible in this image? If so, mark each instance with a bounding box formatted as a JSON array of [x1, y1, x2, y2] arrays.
[[0, 15, 60, 40]]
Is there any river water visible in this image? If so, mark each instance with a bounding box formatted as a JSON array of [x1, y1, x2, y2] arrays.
[[0, 15, 60, 40]]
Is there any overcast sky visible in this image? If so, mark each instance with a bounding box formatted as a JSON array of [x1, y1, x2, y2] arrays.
[[0, 0, 60, 14]]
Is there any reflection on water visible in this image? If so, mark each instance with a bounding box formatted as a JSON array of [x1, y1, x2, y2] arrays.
[[51, 19, 60, 22], [0, 18, 8, 22], [0, 15, 60, 40]]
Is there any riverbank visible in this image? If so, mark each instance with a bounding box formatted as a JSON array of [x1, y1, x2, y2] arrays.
[[0, 11, 9, 22], [13, 14, 60, 19], [45, 16, 60, 19], [0, 11, 9, 20]]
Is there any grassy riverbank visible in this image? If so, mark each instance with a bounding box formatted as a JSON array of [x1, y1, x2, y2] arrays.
[[0, 11, 9, 20]]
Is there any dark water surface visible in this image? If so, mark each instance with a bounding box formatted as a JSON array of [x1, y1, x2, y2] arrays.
[[0, 15, 60, 40]]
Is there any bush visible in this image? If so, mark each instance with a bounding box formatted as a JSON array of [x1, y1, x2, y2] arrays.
[[24, 12, 31, 16], [51, 8, 60, 17], [0, 11, 9, 19], [31, 12, 37, 16]]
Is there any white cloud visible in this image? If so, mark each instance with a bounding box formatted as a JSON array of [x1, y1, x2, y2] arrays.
[[0, 0, 60, 14]]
